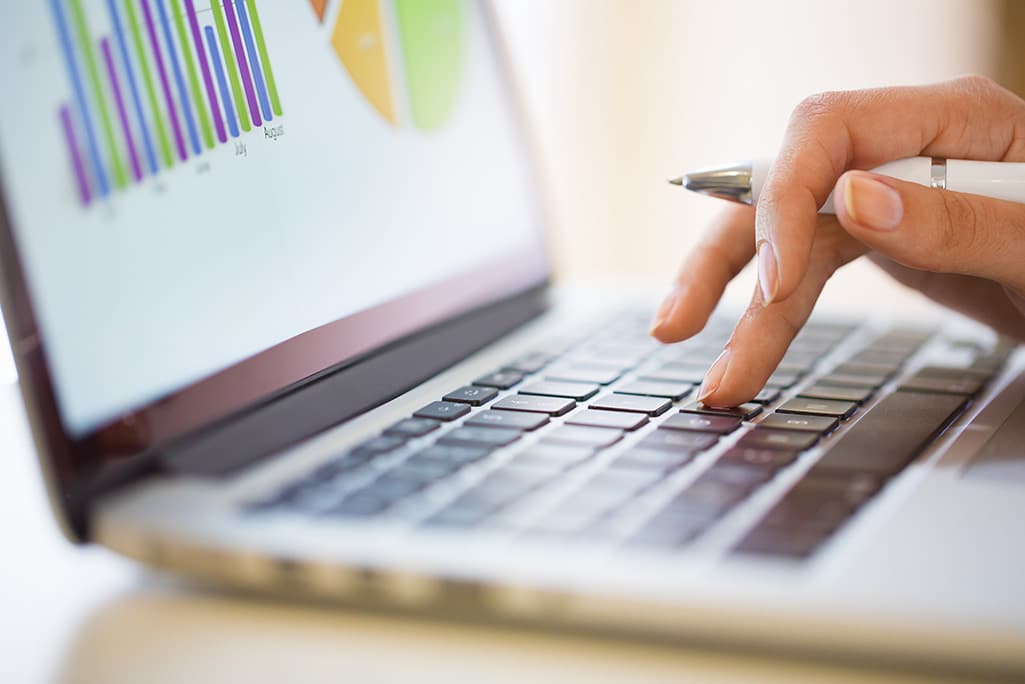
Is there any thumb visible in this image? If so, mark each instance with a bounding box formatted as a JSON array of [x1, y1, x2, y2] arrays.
[[833, 169, 1025, 293]]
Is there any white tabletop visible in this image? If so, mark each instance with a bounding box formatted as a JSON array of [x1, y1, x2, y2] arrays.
[[0, 381, 989, 684]]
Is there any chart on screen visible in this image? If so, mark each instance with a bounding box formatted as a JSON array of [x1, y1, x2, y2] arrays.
[[50, 0, 283, 207], [319, 0, 465, 131]]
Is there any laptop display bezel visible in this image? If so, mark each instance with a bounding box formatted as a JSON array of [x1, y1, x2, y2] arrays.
[[0, 2, 552, 540]]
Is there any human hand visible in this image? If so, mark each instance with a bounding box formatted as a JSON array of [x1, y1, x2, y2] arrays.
[[650, 76, 1025, 407]]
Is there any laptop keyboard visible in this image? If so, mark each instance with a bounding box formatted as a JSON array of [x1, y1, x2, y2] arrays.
[[246, 312, 1016, 561]]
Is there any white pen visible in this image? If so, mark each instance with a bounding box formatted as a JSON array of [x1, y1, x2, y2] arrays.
[[670, 156, 1025, 213]]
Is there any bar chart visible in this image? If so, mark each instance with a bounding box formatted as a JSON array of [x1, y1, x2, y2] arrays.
[[52, 0, 283, 206]]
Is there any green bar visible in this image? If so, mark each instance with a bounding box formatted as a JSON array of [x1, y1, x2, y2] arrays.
[[210, 0, 250, 132], [124, 0, 173, 168], [244, 0, 282, 116], [172, 2, 214, 149], [69, 0, 127, 188]]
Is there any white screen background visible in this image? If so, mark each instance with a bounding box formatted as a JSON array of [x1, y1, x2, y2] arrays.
[[0, 2, 541, 433]]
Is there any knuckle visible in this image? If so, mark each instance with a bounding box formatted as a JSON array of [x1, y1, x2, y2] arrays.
[[953, 73, 999, 96], [791, 91, 845, 124], [931, 191, 982, 266]]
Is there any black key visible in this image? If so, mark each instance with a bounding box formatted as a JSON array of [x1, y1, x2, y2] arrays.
[[697, 462, 774, 489], [777, 398, 857, 419], [512, 444, 593, 468], [764, 370, 801, 389], [443, 385, 498, 406], [362, 475, 424, 501], [286, 486, 348, 514], [503, 352, 554, 374], [737, 428, 820, 451], [833, 361, 898, 376], [414, 401, 471, 422], [799, 384, 874, 404], [582, 467, 664, 495], [626, 516, 709, 548], [642, 363, 707, 385], [387, 457, 459, 482], [566, 409, 648, 431], [438, 427, 521, 450], [416, 444, 490, 465], [752, 387, 782, 404], [916, 365, 993, 380], [668, 479, 749, 516], [465, 410, 549, 431], [615, 380, 692, 401], [681, 401, 762, 421], [780, 349, 821, 366], [809, 390, 969, 478], [789, 472, 882, 505], [423, 498, 496, 527], [520, 380, 600, 401], [776, 360, 815, 374], [640, 429, 719, 453], [720, 446, 799, 470], [590, 394, 672, 416], [733, 528, 829, 559], [906, 371, 984, 393], [833, 362, 896, 378], [847, 350, 907, 367], [325, 492, 389, 517], [384, 417, 441, 438], [493, 394, 575, 416], [759, 413, 838, 433], [661, 412, 741, 434], [473, 370, 524, 389], [546, 363, 623, 385], [818, 372, 888, 389], [310, 451, 374, 479], [352, 434, 407, 455], [612, 448, 696, 472], [541, 425, 622, 449], [758, 498, 856, 535], [475, 467, 553, 497]]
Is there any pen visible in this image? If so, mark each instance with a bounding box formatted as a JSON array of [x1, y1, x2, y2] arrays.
[[670, 156, 1025, 213]]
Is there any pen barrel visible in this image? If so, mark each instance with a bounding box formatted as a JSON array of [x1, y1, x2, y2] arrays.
[[947, 160, 1025, 204]]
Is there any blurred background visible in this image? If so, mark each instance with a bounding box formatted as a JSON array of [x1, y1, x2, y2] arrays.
[[0, 0, 1019, 385]]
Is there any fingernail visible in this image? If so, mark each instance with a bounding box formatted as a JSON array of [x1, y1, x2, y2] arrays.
[[649, 287, 679, 334], [698, 349, 731, 401], [843, 172, 903, 231], [757, 242, 779, 304]]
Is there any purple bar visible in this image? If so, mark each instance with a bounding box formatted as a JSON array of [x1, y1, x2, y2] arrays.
[[185, 0, 226, 143], [140, 0, 188, 161], [100, 38, 142, 183], [59, 105, 91, 205], [222, 0, 262, 127]]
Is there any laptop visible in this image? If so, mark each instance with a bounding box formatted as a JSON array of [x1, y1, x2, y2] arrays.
[[2, 1, 1024, 676]]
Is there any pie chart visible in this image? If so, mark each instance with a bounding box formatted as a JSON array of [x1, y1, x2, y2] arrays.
[[310, 0, 465, 130]]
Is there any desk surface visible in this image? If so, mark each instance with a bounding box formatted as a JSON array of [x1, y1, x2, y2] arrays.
[[0, 382, 994, 684]]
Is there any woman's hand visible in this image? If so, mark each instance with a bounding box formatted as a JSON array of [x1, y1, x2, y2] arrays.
[[650, 75, 1025, 407]]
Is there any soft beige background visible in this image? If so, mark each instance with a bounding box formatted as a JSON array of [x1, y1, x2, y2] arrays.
[[497, 0, 1001, 315]]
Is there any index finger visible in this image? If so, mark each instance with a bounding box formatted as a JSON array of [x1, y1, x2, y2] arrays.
[[757, 75, 1025, 304]]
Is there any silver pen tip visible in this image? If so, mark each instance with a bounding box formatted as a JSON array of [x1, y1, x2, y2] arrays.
[[673, 162, 754, 205], [667, 176, 684, 186]]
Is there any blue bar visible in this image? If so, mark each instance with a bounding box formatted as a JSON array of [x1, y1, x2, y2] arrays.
[[234, 0, 272, 122], [204, 25, 239, 138], [155, 0, 201, 155], [50, 0, 108, 196], [106, 0, 157, 175]]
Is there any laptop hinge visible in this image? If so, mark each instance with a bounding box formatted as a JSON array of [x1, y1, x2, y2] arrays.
[[156, 284, 550, 477]]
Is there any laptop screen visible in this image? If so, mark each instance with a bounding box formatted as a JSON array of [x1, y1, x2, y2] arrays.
[[0, 1, 546, 440]]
